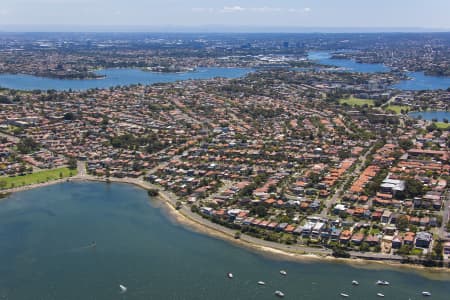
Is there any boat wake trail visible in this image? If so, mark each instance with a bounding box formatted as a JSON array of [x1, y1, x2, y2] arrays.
[[66, 241, 97, 253]]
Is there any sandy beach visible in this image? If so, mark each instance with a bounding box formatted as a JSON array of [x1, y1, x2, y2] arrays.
[[2, 175, 450, 279]]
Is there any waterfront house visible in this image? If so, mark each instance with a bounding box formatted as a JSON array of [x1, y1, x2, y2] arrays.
[[392, 235, 403, 249], [276, 223, 288, 232], [404, 232, 416, 246], [259, 220, 270, 228], [339, 230, 352, 244], [330, 228, 341, 241], [284, 224, 296, 233], [311, 222, 325, 239], [200, 207, 213, 216], [415, 231, 432, 248], [302, 222, 314, 237], [267, 222, 278, 230], [364, 235, 380, 246], [351, 232, 365, 245], [444, 242, 450, 256], [293, 226, 303, 235], [242, 217, 254, 225]]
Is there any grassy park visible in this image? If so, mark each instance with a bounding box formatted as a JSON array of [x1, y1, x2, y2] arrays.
[[0, 167, 77, 190], [339, 96, 374, 107], [383, 105, 410, 114], [435, 122, 450, 129]]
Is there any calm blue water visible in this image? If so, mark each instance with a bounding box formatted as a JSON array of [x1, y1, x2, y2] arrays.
[[0, 182, 448, 300], [308, 51, 389, 73], [309, 51, 450, 90], [409, 111, 450, 122], [392, 72, 450, 91], [0, 67, 252, 91]]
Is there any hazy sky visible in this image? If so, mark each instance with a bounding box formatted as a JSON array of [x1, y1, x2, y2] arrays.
[[0, 0, 449, 30]]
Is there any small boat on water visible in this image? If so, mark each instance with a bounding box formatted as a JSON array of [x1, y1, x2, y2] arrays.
[[257, 281, 266, 285], [119, 284, 127, 293], [340, 293, 350, 297], [352, 280, 359, 286], [376, 280, 390, 286], [279, 270, 287, 276], [422, 291, 431, 297], [274, 290, 285, 297], [227, 273, 233, 279], [377, 293, 385, 297]]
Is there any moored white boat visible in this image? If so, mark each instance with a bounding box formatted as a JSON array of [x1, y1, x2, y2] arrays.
[[279, 270, 287, 276], [340, 292, 349, 297], [274, 290, 285, 297], [257, 281, 266, 285], [119, 284, 127, 293], [227, 272, 233, 279], [377, 293, 385, 297], [376, 280, 390, 286], [421, 291, 431, 297], [352, 280, 359, 286]]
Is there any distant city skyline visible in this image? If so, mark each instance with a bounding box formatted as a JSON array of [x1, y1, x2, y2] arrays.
[[0, 0, 449, 32]]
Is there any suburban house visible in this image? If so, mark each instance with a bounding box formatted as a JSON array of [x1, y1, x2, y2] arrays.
[[415, 231, 433, 248]]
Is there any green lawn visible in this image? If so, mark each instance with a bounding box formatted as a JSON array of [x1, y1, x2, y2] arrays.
[[410, 248, 424, 256], [383, 105, 410, 114], [435, 122, 450, 129], [369, 228, 381, 235], [339, 96, 374, 107], [0, 167, 77, 190]]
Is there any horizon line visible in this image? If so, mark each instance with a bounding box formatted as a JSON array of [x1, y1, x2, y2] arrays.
[[1, 25, 450, 34]]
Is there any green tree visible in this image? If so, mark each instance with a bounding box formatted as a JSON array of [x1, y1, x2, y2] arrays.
[[175, 201, 182, 210], [16, 137, 40, 154], [147, 189, 159, 197], [360, 242, 370, 252], [255, 205, 267, 217], [396, 245, 412, 255], [332, 248, 351, 258], [191, 204, 199, 213], [398, 139, 413, 150], [404, 178, 424, 198], [68, 157, 77, 170], [432, 240, 444, 261], [63, 112, 76, 121], [268, 185, 277, 193], [308, 172, 321, 184], [396, 215, 409, 231]]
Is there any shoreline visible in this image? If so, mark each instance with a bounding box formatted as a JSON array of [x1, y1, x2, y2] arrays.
[[2, 176, 450, 278]]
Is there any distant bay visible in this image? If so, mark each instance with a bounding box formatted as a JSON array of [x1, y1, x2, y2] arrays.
[[0, 67, 252, 91], [391, 72, 450, 91], [308, 51, 389, 73], [409, 110, 450, 122], [308, 51, 450, 91]]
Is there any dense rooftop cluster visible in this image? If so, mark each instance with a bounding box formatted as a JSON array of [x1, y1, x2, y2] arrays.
[[0, 33, 450, 264]]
